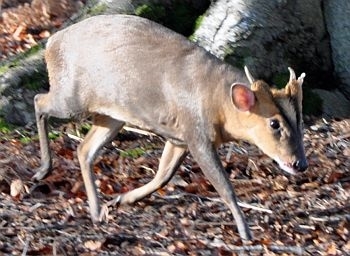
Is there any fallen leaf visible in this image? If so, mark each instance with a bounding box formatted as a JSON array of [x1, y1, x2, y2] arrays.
[[300, 182, 319, 190], [325, 170, 344, 184], [343, 240, 350, 251], [326, 242, 337, 256], [10, 179, 23, 197], [39, 30, 50, 38], [84, 240, 103, 251]]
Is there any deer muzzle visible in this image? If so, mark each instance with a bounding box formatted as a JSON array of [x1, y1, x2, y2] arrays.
[[275, 155, 308, 175]]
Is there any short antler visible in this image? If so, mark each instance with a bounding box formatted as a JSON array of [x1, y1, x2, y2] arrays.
[[288, 67, 296, 83], [297, 72, 306, 86], [244, 66, 255, 84]]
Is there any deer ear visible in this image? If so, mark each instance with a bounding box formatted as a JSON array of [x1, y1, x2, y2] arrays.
[[230, 83, 255, 111]]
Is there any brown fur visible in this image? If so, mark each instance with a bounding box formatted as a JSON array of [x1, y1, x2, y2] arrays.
[[33, 15, 307, 243]]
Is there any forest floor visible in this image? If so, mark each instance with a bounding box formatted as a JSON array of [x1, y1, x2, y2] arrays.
[[1, 1, 350, 256], [0, 118, 349, 256]]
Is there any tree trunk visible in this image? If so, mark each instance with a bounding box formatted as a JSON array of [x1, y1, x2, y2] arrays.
[[193, 0, 332, 83], [0, 49, 46, 125], [323, 0, 350, 98], [192, 0, 350, 117], [309, 0, 350, 118]]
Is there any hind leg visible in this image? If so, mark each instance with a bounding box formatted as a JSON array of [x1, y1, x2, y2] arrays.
[[32, 94, 51, 180], [77, 115, 124, 223], [33, 93, 75, 180], [33, 92, 81, 180], [108, 141, 187, 206]]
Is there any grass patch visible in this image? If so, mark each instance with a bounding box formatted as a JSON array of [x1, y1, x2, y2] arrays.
[[21, 44, 42, 59], [118, 141, 158, 159], [20, 136, 32, 144], [87, 3, 108, 16], [0, 44, 47, 91], [0, 64, 10, 75], [79, 122, 92, 135], [7, 44, 44, 69], [48, 131, 60, 140], [0, 118, 13, 134], [120, 147, 147, 159]]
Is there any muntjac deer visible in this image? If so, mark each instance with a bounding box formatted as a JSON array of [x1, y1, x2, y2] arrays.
[[33, 14, 308, 242]]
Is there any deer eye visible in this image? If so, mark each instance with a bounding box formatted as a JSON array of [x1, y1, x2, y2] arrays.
[[270, 119, 280, 130]]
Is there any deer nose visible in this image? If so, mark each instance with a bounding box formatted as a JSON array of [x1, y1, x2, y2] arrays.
[[292, 159, 308, 172]]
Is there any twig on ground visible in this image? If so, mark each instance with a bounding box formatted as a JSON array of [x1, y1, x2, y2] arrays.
[[309, 213, 350, 223], [123, 126, 158, 137], [21, 236, 30, 256], [225, 244, 305, 255], [325, 132, 350, 145], [156, 192, 272, 213], [66, 133, 83, 142]]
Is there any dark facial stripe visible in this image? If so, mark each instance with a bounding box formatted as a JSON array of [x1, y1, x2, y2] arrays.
[[274, 97, 301, 134], [291, 96, 302, 129]]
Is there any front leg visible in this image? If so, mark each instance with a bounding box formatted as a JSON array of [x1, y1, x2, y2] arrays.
[[108, 141, 187, 205], [77, 116, 124, 223], [188, 140, 252, 242]]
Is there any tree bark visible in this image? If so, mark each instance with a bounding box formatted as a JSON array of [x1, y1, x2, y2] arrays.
[[323, 0, 350, 98], [0, 50, 46, 125], [192, 0, 350, 117], [192, 0, 332, 83]]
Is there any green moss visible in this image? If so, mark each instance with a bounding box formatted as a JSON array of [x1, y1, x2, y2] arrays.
[[9, 44, 43, 68], [193, 15, 204, 32], [0, 64, 10, 75], [135, 4, 166, 22], [22, 45, 42, 59], [23, 68, 47, 90], [0, 46, 41, 77], [188, 34, 195, 41], [189, 15, 204, 40], [0, 118, 13, 134], [20, 136, 32, 144], [87, 3, 108, 16], [0, 44, 46, 90]]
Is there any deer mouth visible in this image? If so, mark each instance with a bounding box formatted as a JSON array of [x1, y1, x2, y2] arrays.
[[274, 158, 297, 175]]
